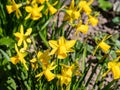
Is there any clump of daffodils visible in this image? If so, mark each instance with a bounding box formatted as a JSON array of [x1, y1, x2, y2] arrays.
[[63, 0, 98, 35], [6, 0, 120, 89], [6, 0, 98, 88]]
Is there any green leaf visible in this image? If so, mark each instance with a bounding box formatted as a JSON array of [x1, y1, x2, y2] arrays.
[[98, 0, 112, 11], [0, 49, 10, 61], [0, 37, 15, 47], [7, 77, 16, 90], [0, 27, 3, 37], [0, 77, 16, 90], [112, 17, 120, 25]]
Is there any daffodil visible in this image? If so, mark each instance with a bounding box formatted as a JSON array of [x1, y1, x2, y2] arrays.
[[64, 0, 80, 23], [88, 15, 98, 26], [48, 36, 76, 59], [6, 0, 22, 18], [46, 1, 57, 15], [75, 21, 89, 34], [78, 0, 93, 15], [103, 57, 120, 79], [10, 44, 28, 70], [30, 49, 50, 70], [35, 62, 57, 81], [14, 25, 32, 51], [42, 1, 58, 16], [37, 49, 51, 66], [93, 35, 111, 55], [25, 4, 44, 20], [57, 64, 74, 86]]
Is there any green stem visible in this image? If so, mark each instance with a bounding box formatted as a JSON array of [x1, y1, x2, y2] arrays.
[[39, 31, 49, 48]]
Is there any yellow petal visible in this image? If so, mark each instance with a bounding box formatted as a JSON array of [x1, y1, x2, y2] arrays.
[[37, 0, 46, 4], [10, 56, 19, 64], [38, 5, 44, 12], [20, 25, 24, 34], [25, 6, 32, 12], [70, 0, 74, 9], [89, 16, 98, 26], [37, 51, 43, 58], [18, 39, 23, 46], [66, 10, 73, 17], [44, 69, 55, 81], [35, 72, 44, 78], [14, 32, 21, 38], [49, 40, 58, 48], [58, 46, 66, 55], [58, 53, 67, 59], [25, 14, 31, 20], [102, 69, 110, 77], [15, 44, 19, 53], [77, 24, 89, 34], [26, 38, 31, 43], [99, 41, 111, 53], [6, 5, 15, 14], [66, 40, 76, 49], [83, 5, 92, 15], [20, 41, 28, 52], [25, 28, 32, 36], [49, 48, 57, 55], [58, 37, 66, 46], [112, 66, 120, 79], [30, 58, 37, 63], [73, 11, 80, 19], [46, 2, 57, 14]]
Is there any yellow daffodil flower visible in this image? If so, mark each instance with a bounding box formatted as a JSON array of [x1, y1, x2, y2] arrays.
[[14, 25, 32, 51], [25, 4, 44, 20], [57, 64, 74, 86], [64, 0, 80, 23], [93, 35, 111, 55], [46, 1, 57, 15], [30, 49, 50, 70], [35, 62, 57, 81], [103, 57, 120, 79], [48, 36, 76, 59], [37, 49, 51, 66], [88, 15, 98, 26], [75, 21, 89, 34], [10, 44, 28, 70], [6, 0, 22, 18], [78, 0, 93, 15]]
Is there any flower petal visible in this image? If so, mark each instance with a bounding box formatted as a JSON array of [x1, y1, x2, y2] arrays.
[[25, 6, 32, 12], [66, 40, 76, 49], [44, 69, 55, 81], [58, 37, 66, 46], [49, 40, 58, 48], [25, 28, 32, 36], [49, 48, 57, 55], [10, 56, 19, 64]]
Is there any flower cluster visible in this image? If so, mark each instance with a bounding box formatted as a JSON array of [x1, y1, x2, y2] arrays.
[[5, 0, 120, 89], [6, 0, 58, 20]]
